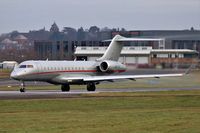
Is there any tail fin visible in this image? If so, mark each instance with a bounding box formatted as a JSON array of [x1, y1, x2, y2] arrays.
[[97, 35, 125, 61]]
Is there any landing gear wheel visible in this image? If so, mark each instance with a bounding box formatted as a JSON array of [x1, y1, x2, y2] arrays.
[[20, 81, 26, 93], [87, 83, 96, 91], [61, 84, 70, 92], [20, 88, 25, 92]]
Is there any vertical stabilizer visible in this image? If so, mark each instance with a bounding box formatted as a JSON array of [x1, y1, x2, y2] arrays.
[[97, 35, 124, 61]]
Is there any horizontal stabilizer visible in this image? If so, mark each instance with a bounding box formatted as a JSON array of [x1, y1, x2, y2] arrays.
[[103, 36, 163, 42], [116, 38, 163, 42]]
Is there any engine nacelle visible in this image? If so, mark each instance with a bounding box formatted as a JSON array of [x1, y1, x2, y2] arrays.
[[98, 60, 126, 73]]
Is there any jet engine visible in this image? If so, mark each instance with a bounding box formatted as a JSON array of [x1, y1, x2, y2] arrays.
[[98, 60, 126, 73]]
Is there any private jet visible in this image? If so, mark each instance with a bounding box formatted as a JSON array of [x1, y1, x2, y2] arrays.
[[11, 35, 184, 92]]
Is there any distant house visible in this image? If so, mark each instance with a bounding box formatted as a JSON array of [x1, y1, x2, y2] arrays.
[[14, 35, 28, 44], [0, 38, 17, 50]]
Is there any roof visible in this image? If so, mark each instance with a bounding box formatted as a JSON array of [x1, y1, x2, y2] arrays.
[[14, 35, 28, 40], [1, 38, 13, 44], [151, 49, 198, 53], [75, 46, 198, 56], [2, 61, 18, 64]]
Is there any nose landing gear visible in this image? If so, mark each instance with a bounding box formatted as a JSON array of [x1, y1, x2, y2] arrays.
[[20, 81, 26, 92]]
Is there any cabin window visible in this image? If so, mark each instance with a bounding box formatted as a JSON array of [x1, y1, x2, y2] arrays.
[[27, 65, 34, 68]]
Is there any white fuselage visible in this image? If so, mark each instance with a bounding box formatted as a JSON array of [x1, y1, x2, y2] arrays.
[[11, 60, 126, 85]]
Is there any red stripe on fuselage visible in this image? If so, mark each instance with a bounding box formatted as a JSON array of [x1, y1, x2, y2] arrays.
[[27, 69, 126, 76], [30, 70, 97, 75]]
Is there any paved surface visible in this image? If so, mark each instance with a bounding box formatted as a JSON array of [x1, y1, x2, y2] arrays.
[[0, 79, 50, 86], [0, 87, 200, 100]]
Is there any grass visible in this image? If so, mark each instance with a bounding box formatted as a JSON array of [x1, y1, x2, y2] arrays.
[[0, 91, 200, 133], [0, 69, 11, 78]]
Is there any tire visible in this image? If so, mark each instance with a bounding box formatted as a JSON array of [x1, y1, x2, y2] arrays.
[[61, 84, 70, 92], [87, 83, 96, 91], [20, 88, 25, 93]]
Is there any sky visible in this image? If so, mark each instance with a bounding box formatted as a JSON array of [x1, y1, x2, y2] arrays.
[[0, 0, 199, 34]]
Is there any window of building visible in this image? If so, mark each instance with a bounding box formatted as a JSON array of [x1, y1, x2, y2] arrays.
[[157, 54, 168, 58], [171, 54, 176, 58], [142, 47, 147, 50]]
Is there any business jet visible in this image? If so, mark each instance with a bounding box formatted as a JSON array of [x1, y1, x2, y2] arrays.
[[11, 35, 184, 92]]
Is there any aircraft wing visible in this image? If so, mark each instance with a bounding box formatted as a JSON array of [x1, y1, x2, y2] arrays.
[[83, 73, 184, 82], [58, 73, 184, 83]]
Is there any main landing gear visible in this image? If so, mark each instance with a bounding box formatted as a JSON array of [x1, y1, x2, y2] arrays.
[[87, 82, 96, 91], [61, 83, 96, 92], [61, 84, 70, 92], [20, 81, 26, 92]]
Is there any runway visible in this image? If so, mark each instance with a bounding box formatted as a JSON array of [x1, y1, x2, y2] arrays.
[[0, 87, 200, 100]]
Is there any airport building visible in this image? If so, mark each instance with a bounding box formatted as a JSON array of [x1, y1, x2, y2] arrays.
[[34, 30, 200, 62], [34, 40, 75, 60], [74, 46, 198, 68], [111, 30, 200, 50]]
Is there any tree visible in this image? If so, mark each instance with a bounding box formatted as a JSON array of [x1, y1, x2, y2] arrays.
[[89, 26, 100, 34], [77, 27, 85, 41]]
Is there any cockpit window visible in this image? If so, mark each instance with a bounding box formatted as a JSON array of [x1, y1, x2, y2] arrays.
[[19, 65, 34, 68], [19, 65, 26, 68], [27, 65, 34, 68]]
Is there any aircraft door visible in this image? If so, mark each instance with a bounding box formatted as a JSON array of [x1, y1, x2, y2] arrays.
[[35, 62, 42, 73]]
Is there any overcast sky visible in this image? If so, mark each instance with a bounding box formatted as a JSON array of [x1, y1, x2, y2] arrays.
[[0, 0, 199, 34]]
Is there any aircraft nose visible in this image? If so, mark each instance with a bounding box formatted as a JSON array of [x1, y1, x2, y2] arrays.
[[10, 71, 19, 80]]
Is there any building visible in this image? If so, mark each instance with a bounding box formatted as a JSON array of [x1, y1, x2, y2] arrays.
[[33, 24, 200, 61], [111, 30, 200, 52], [75, 46, 198, 68], [34, 40, 74, 60], [1, 61, 18, 69]]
